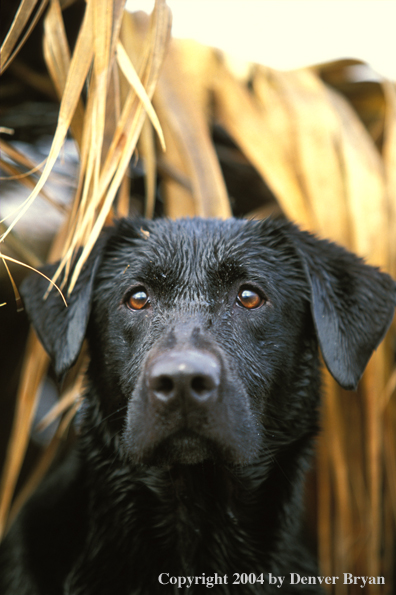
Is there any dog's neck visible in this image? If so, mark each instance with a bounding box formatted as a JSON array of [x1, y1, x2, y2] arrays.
[[68, 400, 313, 593]]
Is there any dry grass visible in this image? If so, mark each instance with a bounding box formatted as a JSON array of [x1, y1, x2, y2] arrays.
[[0, 1, 395, 593]]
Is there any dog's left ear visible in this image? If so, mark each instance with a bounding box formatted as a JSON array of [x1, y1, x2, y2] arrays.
[[20, 245, 103, 380], [288, 226, 396, 390]]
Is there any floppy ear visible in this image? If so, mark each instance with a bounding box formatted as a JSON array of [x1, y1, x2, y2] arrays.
[[288, 226, 396, 390], [20, 247, 103, 380]]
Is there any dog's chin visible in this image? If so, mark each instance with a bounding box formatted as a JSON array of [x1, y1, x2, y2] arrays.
[[136, 431, 215, 467]]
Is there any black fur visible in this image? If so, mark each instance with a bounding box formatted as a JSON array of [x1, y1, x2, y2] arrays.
[[1, 217, 395, 594]]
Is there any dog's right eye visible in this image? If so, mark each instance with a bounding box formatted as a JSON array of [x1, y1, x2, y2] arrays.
[[126, 288, 150, 311]]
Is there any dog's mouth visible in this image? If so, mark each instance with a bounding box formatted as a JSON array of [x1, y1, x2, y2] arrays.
[[123, 423, 258, 468]]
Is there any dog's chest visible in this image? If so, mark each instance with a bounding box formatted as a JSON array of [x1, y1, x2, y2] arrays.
[[67, 466, 266, 594]]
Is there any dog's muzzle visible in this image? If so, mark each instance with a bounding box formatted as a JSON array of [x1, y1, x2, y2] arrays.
[[122, 331, 261, 467]]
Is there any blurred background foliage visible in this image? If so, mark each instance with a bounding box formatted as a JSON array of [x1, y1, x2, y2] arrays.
[[0, 1, 395, 593]]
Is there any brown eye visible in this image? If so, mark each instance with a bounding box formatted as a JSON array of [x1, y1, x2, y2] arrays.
[[126, 288, 150, 310], [236, 287, 264, 309]]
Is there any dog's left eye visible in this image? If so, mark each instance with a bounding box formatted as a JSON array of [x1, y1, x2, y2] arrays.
[[126, 288, 150, 310], [236, 287, 264, 309]]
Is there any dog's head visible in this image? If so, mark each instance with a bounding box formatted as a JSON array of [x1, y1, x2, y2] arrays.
[[21, 218, 396, 467]]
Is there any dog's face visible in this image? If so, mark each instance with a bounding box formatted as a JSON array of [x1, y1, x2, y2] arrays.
[[21, 218, 396, 469], [88, 219, 313, 467]]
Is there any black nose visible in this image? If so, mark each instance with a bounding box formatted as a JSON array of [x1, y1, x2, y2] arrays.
[[147, 350, 220, 406]]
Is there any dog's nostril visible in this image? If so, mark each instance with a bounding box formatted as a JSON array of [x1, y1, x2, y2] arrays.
[[152, 375, 174, 395], [191, 375, 214, 395]]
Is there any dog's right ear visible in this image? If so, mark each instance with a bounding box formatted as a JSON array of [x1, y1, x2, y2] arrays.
[[20, 246, 103, 380]]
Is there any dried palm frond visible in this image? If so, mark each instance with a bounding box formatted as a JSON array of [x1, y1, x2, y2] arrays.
[[0, 2, 395, 593], [0, 0, 172, 535]]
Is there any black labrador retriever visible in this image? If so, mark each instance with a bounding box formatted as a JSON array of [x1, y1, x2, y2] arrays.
[[1, 217, 395, 594]]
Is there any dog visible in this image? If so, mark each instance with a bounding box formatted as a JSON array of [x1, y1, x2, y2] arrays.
[[1, 217, 395, 594]]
